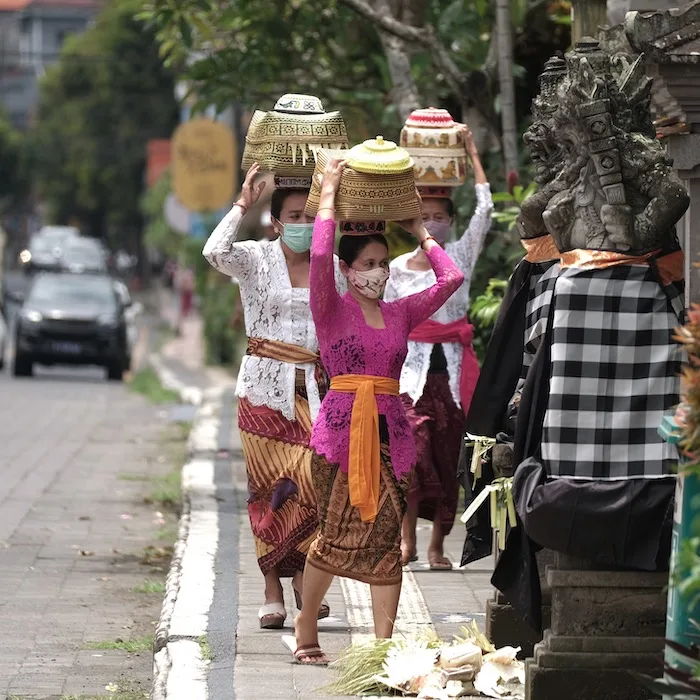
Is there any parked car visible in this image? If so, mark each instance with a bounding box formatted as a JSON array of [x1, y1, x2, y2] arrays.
[[14, 272, 130, 380], [19, 236, 64, 274], [60, 238, 108, 274], [112, 279, 142, 359], [19, 226, 81, 273]]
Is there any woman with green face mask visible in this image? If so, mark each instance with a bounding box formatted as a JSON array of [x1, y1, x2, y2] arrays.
[[203, 163, 346, 631]]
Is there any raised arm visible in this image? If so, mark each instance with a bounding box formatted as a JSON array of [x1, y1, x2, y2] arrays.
[[202, 164, 267, 280], [394, 205, 465, 329], [449, 127, 493, 278], [401, 245, 464, 329], [309, 157, 346, 323]]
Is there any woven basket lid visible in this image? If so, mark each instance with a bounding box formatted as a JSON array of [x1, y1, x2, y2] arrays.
[[405, 107, 455, 128], [273, 94, 325, 115], [347, 136, 413, 175]]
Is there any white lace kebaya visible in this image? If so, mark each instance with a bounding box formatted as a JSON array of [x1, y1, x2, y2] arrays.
[[383, 183, 494, 408], [202, 204, 345, 421]]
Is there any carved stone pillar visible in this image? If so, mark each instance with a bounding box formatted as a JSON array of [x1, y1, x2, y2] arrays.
[[625, 1, 700, 303], [526, 555, 667, 700]]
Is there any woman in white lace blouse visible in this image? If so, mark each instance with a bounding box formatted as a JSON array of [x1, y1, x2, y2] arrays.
[[203, 163, 343, 630], [383, 127, 494, 570]]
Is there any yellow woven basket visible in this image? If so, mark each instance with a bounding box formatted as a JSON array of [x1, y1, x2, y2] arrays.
[[304, 147, 420, 225]]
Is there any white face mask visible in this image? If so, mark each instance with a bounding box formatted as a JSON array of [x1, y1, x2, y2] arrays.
[[347, 267, 390, 299]]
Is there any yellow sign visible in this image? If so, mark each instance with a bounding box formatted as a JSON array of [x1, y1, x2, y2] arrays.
[[172, 118, 237, 212]]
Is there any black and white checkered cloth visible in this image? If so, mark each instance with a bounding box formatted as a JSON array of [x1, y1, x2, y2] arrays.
[[541, 264, 683, 480], [521, 261, 560, 381], [507, 261, 560, 415]]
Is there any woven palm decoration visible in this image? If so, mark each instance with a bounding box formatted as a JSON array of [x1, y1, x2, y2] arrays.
[[241, 94, 349, 178], [400, 107, 470, 188]]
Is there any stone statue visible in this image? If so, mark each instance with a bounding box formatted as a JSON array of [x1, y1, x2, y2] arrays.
[[525, 39, 689, 255], [518, 56, 568, 240]]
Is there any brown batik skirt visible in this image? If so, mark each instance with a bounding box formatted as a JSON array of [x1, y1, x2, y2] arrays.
[[307, 418, 411, 586]]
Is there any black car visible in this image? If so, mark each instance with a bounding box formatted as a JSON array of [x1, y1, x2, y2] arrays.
[[60, 238, 108, 274], [14, 273, 131, 380]]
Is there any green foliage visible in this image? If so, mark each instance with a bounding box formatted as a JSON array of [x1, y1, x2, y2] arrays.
[[200, 274, 244, 366], [128, 367, 180, 404], [471, 278, 509, 328], [142, 170, 185, 258], [139, 0, 496, 134], [491, 181, 538, 232], [0, 109, 29, 209], [32, 0, 178, 242]]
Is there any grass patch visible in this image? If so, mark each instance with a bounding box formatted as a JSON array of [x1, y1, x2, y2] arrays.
[[141, 544, 174, 568], [118, 473, 150, 482], [60, 695, 147, 700], [86, 635, 153, 654], [132, 579, 165, 594], [145, 470, 181, 510], [155, 524, 178, 541], [128, 367, 179, 404], [198, 634, 214, 662]]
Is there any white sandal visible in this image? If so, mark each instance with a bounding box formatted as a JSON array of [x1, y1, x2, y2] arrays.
[[258, 602, 287, 629]]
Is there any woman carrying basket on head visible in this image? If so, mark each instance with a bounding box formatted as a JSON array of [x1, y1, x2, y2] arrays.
[[286, 156, 464, 665], [203, 162, 345, 631]]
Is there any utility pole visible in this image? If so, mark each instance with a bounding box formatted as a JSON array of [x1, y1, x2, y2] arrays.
[[571, 0, 608, 43]]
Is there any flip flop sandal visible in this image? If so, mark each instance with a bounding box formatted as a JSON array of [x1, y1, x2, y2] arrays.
[[258, 602, 287, 629], [428, 557, 453, 571], [293, 588, 330, 620], [281, 634, 329, 666]]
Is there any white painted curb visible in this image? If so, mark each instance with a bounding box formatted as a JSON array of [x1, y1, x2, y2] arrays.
[[151, 399, 223, 700], [149, 352, 203, 406]]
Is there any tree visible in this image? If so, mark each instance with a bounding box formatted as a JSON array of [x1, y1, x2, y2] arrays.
[[143, 0, 570, 175], [32, 0, 179, 261], [0, 108, 28, 208]]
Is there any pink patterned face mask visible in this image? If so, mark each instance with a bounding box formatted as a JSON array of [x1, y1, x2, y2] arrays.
[[347, 267, 390, 299]]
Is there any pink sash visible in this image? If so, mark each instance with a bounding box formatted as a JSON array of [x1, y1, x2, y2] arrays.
[[409, 318, 480, 412]]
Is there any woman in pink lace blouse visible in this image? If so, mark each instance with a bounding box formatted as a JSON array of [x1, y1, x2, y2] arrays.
[[289, 158, 464, 664]]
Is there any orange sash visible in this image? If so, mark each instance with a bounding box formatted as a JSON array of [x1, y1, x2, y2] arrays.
[[330, 375, 400, 523]]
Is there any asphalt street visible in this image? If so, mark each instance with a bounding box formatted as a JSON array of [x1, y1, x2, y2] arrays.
[[0, 293, 181, 698]]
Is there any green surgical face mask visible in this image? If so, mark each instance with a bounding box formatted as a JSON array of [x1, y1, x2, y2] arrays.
[[281, 223, 314, 253]]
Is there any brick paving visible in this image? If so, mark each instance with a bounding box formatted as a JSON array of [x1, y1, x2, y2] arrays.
[[225, 414, 494, 700], [153, 291, 496, 698], [0, 365, 183, 698]]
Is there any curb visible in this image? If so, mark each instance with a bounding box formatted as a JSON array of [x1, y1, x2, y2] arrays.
[[150, 363, 230, 700], [149, 352, 203, 406]]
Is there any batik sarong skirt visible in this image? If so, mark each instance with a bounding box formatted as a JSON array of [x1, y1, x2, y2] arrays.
[[238, 388, 319, 577], [307, 418, 410, 586]]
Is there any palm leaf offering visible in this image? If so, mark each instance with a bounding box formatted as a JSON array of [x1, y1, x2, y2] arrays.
[[324, 625, 523, 698]]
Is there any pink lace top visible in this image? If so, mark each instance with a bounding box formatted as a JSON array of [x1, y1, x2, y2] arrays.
[[309, 215, 465, 478]]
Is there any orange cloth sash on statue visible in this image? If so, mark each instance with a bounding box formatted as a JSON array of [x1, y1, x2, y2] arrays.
[[520, 235, 560, 263], [329, 374, 400, 523]]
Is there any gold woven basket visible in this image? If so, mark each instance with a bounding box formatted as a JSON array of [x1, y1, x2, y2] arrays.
[[242, 110, 349, 177], [305, 149, 420, 225]]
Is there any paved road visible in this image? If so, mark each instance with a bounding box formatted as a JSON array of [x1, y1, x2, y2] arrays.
[[0, 356, 181, 697]]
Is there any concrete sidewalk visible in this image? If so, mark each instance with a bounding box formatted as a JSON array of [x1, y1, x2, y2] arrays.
[[150, 313, 495, 699]]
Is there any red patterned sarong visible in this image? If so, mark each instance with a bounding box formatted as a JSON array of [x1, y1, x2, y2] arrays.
[[401, 373, 464, 534], [238, 387, 318, 577]]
